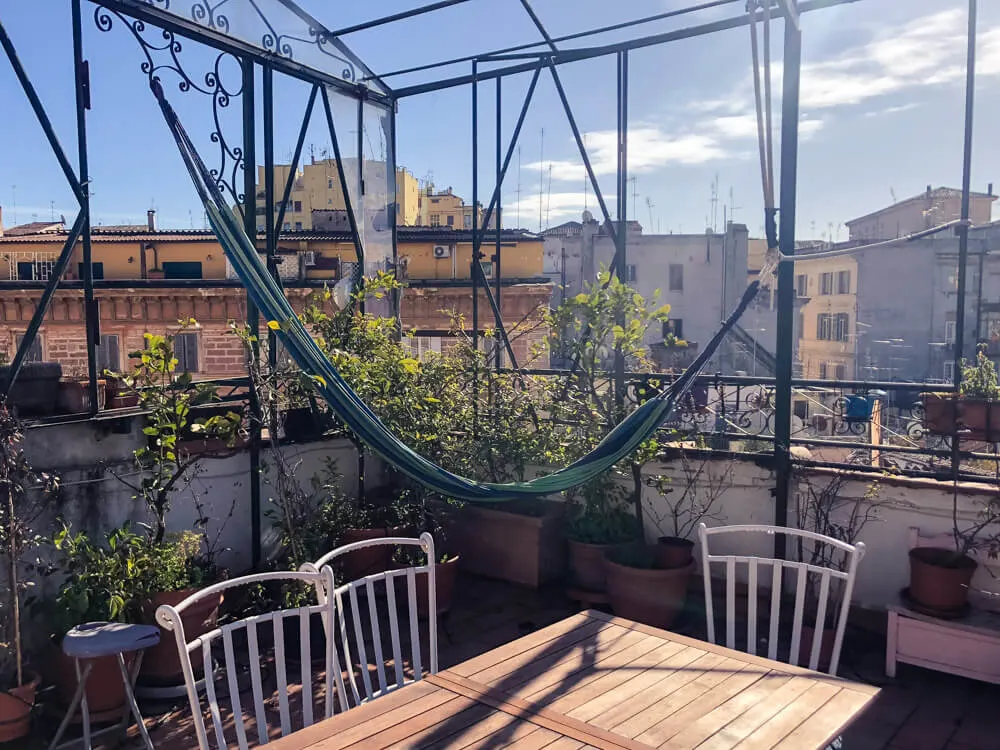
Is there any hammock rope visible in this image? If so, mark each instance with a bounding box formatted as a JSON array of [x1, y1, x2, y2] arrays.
[[150, 79, 759, 502]]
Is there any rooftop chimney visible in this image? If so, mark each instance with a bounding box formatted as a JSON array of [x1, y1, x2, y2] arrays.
[[926, 185, 932, 197], [147, 209, 156, 231], [989, 182, 994, 197]]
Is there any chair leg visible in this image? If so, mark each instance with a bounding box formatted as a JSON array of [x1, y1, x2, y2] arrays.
[[117, 652, 154, 750], [48, 660, 94, 750]]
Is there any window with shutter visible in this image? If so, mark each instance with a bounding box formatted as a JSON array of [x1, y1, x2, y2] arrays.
[[668, 264, 684, 291], [175, 332, 199, 373], [14, 334, 42, 363], [97, 334, 121, 373]]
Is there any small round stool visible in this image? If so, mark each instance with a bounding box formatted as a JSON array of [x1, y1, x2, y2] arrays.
[[49, 622, 160, 750]]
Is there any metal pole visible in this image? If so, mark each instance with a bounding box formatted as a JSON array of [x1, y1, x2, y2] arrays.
[[952, 0, 978, 482], [72, 0, 99, 416], [274, 84, 319, 236], [264, 64, 278, 379], [320, 89, 366, 275], [390, 101, 402, 328], [613, 50, 628, 414], [241, 57, 262, 572], [772, 5, 802, 560], [471, 60, 480, 423], [495, 76, 503, 371]]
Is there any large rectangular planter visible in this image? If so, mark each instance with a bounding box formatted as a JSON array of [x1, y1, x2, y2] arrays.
[[923, 393, 1000, 441], [450, 501, 566, 588]]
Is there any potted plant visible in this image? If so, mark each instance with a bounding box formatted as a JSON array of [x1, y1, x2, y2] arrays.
[[56, 369, 107, 414], [923, 347, 1000, 441], [0, 404, 57, 740], [36, 524, 148, 723], [106, 325, 241, 687], [104, 371, 139, 409], [794, 472, 883, 669], [908, 480, 1000, 614], [565, 476, 637, 596], [646, 450, 731, 569], [550, 270, 693, 628], [392, 485, 462, 616]]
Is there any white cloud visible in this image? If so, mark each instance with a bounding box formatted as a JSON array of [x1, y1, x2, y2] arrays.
[[798, 10, 1000, 110], [507, 191, 616, 228]]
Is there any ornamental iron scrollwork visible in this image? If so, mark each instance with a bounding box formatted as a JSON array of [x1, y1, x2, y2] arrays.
[[95, 5, 246, 209], [136, 0, 358, 83]]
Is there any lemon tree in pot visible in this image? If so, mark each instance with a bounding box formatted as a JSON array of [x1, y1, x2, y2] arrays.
[[549, 271, 693, 628], [0, 404, 58, 741], [107, 326, 242, 688]]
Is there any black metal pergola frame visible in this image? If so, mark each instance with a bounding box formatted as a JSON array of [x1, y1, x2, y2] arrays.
[[2, 0, 982, 565]]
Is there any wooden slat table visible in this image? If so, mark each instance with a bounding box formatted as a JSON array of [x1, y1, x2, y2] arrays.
[[272, 609, 878, 749]]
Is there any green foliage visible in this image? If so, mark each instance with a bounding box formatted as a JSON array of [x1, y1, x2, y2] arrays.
[[565, 476, 638, 545], [0, 403, 59, 686], [548, 270, 678, 552], [120, 321, 242, 544], [960, 347, 1000, 400]]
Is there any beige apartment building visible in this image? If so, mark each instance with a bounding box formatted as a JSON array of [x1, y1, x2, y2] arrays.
[[795, 253, 859, 380], [846, 185, 995, 241], [416, 184, 496, 230], [254, 158, 420, 230]]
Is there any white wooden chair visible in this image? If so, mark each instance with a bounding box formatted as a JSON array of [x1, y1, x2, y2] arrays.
[[155, 567, 336, 750], [698, 523, 866, 675], [300, 532, 438, 711]]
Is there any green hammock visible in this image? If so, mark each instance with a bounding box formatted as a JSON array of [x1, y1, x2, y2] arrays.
[[151, 80, 759, 501]]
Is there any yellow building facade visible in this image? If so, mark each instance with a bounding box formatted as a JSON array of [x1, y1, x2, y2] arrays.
[[794, 253, 859, 380], [255, 159, 420, 230]]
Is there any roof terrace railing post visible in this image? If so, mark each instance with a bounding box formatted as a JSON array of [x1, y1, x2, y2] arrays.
[[471, 59, 480, 430], [242, 56, 263, 572], [952, 0, 978, 484], [494, 76, 503, 372], [772, 2, 802, 560], [72, 0, 100, 415], [613, 49, 629, 415]]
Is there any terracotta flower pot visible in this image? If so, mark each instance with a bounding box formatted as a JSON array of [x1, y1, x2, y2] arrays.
[[340, 528, 398, 581], [49, 645, 137, 723], [604, 555, 694, 629], [140, 588, 223, 685], [922, 394, 1000, 441], [568, 540, 621, 593], [909, 547, 978, 612], [655, 536, 695, 569], [401, 556, 460, 617], [0, 672, 39, 742]]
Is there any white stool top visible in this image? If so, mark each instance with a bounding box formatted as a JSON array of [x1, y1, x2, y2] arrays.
[[62, 622, 160, 659]]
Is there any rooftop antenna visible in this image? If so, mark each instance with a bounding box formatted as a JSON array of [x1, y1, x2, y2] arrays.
[[309, 143, 316, 164], [890, 187, 898, 204], [728, 186, 741, 225], [538, 128, 544, 233], [189, 209, 194, 229], [515, 145, 521, 229], [710, 173, 719, 232], [545, 163, 553, 230], [646, 196, 655, 234], [630, 176, 638, 226], [49, 201, 55, 222]]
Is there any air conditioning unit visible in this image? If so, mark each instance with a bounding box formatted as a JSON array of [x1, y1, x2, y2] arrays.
[[433, 245, 451, 259], [303, 251, 317, 267]]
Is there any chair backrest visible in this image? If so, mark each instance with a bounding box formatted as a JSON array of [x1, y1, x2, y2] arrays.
[[155, 567, 336, 750], [301, 532, 438, 712], [698, 523, 866, 675]]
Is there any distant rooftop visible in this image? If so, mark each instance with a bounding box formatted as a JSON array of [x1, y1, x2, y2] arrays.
[[845, 186, 996, 227]]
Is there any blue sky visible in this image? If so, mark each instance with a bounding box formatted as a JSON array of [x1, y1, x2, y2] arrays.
[[2, 0, 999, 239]]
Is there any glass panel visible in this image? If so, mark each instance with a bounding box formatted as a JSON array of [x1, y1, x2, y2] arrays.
[[112, 0, 387, 95], [362, 100, 395, 319]]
